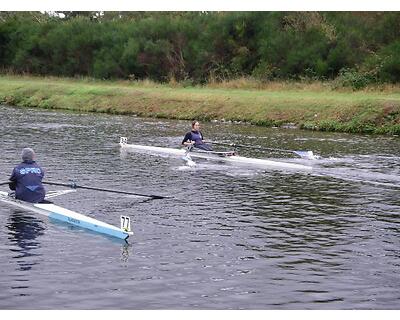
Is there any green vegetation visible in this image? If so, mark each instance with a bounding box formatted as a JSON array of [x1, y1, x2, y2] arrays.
[[1, 75, 399, 135], [1, 12, 400, 88], [1, 12, 399, 134]]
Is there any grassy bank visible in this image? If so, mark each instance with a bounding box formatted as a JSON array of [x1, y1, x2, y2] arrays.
[[1, 75, 400, 135]]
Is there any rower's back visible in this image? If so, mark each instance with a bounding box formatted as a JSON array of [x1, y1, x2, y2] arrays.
[[9, 148, 45, 203]]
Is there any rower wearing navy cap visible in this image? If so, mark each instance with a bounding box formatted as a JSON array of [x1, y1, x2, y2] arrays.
[[9, 148, 46, 203], [182, 120, 213, 151]]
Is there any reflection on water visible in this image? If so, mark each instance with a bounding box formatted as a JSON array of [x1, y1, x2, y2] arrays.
[[6, 211, 45, 272], [3, 211, 45, 298], [120, 243, 132, 264], [0, 104, 399, 309]]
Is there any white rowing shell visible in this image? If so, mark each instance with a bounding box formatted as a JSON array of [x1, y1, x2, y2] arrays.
[[120, 138, 312, 171]]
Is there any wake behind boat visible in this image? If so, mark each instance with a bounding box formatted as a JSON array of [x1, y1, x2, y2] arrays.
[[119, 137, 312, 171], [0, 190, 133, 240]]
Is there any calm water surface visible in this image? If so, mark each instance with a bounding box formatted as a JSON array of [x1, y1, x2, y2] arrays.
[[0, 105, 399, 309]]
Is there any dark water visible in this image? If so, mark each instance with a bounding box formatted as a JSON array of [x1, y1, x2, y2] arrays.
[[0, 105, 399, 309]]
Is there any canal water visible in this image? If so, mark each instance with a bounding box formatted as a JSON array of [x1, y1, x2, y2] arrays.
[[0, 105, 399, 309]]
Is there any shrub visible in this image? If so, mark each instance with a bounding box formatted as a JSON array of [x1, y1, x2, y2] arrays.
[[334, 68, 374, 90]]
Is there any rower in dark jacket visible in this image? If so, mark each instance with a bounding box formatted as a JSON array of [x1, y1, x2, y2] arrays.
[[9, 148, 46, 203], [182, 120, 213, 151]]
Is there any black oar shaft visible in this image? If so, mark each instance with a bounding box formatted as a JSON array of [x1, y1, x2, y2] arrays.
[[205, 141, 316, 159], [206, 141, 294, 154], [1, 179, 168, 199], [43, 181, 167, 199]]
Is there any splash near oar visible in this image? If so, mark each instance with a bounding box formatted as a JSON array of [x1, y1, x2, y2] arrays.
[[182, 145, 197, 167], [293, 150, 318, 160]]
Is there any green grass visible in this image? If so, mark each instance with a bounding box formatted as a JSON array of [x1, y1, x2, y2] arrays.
[[1, 75, 400, 134]]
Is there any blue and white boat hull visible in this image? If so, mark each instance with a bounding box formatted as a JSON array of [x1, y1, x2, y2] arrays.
[[0, 191, 133, 240]]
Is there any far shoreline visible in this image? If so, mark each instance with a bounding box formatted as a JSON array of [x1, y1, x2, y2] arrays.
[[1, 75, 399, 135]]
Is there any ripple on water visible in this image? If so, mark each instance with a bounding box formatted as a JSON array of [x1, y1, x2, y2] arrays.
[[0, 105, 399, 309]]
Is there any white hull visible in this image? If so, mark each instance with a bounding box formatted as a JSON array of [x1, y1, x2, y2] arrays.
[[119, 140, 312, 171], [0, 191, 133, 240]]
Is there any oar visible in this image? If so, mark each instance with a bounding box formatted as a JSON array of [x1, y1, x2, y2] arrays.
[[42, 181, 170, 199], [205, 141, 317, 160]]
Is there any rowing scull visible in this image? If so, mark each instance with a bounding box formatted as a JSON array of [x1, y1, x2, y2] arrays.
[[0, 190, 133, 240], [119, 137, 312, 171]]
